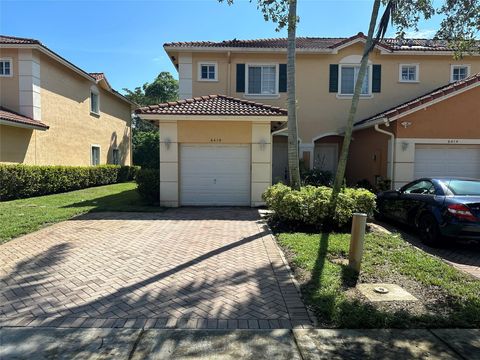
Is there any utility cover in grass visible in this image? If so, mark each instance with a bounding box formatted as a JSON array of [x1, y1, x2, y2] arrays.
[[357, 283, 418, 302]]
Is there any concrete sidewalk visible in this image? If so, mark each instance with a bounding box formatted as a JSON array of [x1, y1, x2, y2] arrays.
[[1, 327, 478, 359]]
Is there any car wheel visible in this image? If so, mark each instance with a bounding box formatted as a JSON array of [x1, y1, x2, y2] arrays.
[[418, 213, 442, 247]]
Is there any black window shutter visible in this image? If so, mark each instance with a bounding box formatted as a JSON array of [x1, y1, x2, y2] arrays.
[[236, 64, 245, 93], [329, 64, 339, 93], [372, 64, 382, 93], [279, 64, 287, 92]]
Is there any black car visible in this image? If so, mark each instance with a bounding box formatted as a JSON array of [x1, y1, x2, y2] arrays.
[[376, 177, 480, 246]]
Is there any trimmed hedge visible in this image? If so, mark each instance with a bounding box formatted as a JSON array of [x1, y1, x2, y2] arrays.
[[262, 183, 376, 228], [135, 168, 159, 205], [0, 164, 139, 201]]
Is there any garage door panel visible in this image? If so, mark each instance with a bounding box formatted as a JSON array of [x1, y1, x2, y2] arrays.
[[414, 145, 480, 179], [180, 145, 251, 206]]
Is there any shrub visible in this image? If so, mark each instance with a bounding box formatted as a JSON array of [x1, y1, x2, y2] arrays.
[[0, 164, 139, 201], [301, 168, 333, 187], [262, 183, 376, 228], [135, 168, 159, 205]]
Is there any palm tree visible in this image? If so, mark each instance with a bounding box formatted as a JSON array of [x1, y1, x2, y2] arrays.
[[286, 0, 301, 189], [331, 0, 396, 207]]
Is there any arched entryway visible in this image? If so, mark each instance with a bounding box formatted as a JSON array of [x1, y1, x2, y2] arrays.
[[312, 135, 343, 174]]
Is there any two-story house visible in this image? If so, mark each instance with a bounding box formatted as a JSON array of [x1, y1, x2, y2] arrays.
[[136, 33, 480, 207], [0, 35, 134, 166]]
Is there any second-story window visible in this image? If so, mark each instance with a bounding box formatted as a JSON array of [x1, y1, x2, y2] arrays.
[[0, 58, 12, 77], [399, 64, 419, 82], [90, 87, 100, 115], [451, 65, 470, 82], [339, 65, 371, 96], [247, 64, 277, 95], [198, 62, 217, 81]]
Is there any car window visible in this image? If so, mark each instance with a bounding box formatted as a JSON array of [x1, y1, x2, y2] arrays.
[[441, 180, 480, 196], [403, 180, 436, 195]]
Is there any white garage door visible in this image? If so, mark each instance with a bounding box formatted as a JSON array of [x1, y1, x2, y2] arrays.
[[414, 144, 480, 179], [180, 144, 251, 206]]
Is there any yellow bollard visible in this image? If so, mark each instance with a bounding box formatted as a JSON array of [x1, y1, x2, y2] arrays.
[[348, 213, 368, 272]]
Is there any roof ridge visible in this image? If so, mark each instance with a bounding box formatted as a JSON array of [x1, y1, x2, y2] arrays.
[[135, 94, 287, 116]]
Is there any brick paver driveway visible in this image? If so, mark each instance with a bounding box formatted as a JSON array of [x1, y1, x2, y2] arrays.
[[0, 208, 312, 329]]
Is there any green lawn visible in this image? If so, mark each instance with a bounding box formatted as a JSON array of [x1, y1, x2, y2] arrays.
[[277, 230, 480, 328], [0, 182, 161, 244]]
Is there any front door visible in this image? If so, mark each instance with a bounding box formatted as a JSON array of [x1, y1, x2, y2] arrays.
[[314, 144, 338, 173]]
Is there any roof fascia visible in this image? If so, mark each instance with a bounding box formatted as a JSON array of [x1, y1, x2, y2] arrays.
[[0, 118, 48, 131]]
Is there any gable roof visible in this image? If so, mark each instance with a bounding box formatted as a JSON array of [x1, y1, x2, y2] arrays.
[[0, 35, 135, 106], [0, 107, 49, 130], [164, 32, 477, 54], [135, 95, 287, 117], [355, 73, 480, 129]]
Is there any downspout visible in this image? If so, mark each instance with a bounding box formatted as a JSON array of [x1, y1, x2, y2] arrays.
[[226, 51, 231, 96], [374, 122, 395, 190]]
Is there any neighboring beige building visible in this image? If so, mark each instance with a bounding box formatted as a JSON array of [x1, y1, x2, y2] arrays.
[[151, 33, 480, 207], [0, 35, 134, 166]]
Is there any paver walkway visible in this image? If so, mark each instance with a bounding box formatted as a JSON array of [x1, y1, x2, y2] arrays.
[[0, 208, 312, 329]]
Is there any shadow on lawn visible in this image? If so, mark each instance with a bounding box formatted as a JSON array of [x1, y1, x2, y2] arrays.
[[294, 232, 480, 329], [375, 219, 480, 268], [62, 189, 162, 213]]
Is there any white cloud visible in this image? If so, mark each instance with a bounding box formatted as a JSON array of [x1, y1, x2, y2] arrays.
[[404, 29, 436, 39]]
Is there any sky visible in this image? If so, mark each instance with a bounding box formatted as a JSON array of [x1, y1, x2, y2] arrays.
[[1, 0, 443, 93]]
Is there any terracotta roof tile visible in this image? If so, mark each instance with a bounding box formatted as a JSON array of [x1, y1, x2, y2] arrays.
[[89, 72, 105, 81], [165, 33, 478, 52], [0, 35, 40, 45], [0, 107, 49, 129], [135, 95, 287, 117], [355, 73, 480, 127]]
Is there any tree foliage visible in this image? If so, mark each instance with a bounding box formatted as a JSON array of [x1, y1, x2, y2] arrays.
[[123, 71, 178, 168], [331, 0, 479, 210], [123, 71, 178, 106], [132, 131, 160, 169]]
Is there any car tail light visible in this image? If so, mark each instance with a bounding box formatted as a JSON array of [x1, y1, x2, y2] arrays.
[[447, 204, 477, 222]]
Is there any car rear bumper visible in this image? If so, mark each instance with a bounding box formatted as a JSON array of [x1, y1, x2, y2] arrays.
[[440, 222, 480, 240]]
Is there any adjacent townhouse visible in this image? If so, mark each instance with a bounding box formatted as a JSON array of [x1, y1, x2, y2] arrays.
[[0, 35, 134, 166], [139, 33, 480, 207]]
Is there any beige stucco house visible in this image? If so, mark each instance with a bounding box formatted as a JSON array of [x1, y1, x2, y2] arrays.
[[0, 35, 134, 166]]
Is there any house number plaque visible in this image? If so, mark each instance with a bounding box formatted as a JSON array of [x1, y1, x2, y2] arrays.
[[210, 138, 222, 143]]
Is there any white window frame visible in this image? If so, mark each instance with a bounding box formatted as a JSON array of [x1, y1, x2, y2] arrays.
[[450, 64, 471, 83], [245, 63, 279, 97], [90, 86, 100, 115], [337, 64, 373, 98], [91, 145, 101, 166], [197, 62, 218, 82], [399, 64, 420, 83], [0, 58, 13, 77]]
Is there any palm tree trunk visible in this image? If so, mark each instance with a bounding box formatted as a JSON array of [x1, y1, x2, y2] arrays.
[[287, 0, 301, 190], [331, 0, 381, 206]]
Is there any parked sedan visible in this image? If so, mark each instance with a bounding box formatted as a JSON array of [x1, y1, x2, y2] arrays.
[[376, 177, 480, 246]]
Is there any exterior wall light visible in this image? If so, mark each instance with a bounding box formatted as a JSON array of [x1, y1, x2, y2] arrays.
[[164, 137, 171, 150], [259, 139, 267, 151], [401, 121, 412, 128], [402, 142, 409, 151]]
